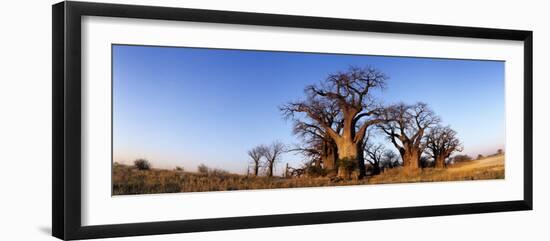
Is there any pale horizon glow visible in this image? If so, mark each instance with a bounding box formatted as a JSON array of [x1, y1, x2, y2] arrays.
[[112, 45, 505, 175]]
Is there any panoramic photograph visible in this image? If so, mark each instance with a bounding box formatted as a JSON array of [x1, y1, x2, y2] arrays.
[[111, 44, 505, 195]]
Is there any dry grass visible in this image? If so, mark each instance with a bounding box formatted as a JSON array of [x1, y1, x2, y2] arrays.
[[112, 154, 504, 195], [368, 154, 504, 184], [112, 165, 368, 195]]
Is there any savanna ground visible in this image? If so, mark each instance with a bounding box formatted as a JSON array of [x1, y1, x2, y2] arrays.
[[112, 154, 504, 195]]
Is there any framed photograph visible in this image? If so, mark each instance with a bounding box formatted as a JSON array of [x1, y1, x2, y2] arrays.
[[52, 1, 533, 240]]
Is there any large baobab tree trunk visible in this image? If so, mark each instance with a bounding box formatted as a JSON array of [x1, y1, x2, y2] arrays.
[[434, 156, 446, 168], [401, 149, 420, 171], [336, 141, 358, 179], [334, 138, 365, 179], [337, 139, 359, 160], [328, 108, 373, 179]]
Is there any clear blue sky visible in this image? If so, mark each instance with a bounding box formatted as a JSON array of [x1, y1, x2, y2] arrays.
[[112, 44, 505, 174]]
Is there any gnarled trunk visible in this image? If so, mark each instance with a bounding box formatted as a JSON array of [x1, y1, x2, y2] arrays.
[[434, 156, 446, 168], [335, 141, 365, 179], [401, 150, 420, 171]]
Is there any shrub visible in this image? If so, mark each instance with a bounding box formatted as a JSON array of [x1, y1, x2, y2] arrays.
[[337, 158, 358, 170], [134, 159, 151, 170], [209, 168, 229, 176], [195, 163, 231, 176], [197, 164, 209, 174], [175, 166, 184, 172], [306, 165, 327, 177], [453, 155, 472, 163]]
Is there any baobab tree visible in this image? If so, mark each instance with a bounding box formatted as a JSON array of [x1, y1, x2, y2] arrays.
[[260, 141, 286, 177], [381, 150, 400, 169], [364, 142, 385, 175], [281, 66, 387, 179], [247, 146, 264, 176], [378, 102, 440, 171], [290, 126, 338, 170], [425, 125, 463, 168], [288, 101, 342, 171]]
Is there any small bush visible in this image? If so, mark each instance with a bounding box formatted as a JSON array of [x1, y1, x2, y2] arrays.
[[197, 164, 209, 174], [197, 164, 229, 176], [306, 165, 327, 177], [453, 155, 472, 163], [337, 158, 358, 170], [175, 166, 184, 172], [134, 159, 151, 170], [209, 168, 229, 176]]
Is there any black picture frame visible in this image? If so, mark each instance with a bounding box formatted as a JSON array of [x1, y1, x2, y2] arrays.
[[52, 1, 533, 240]]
